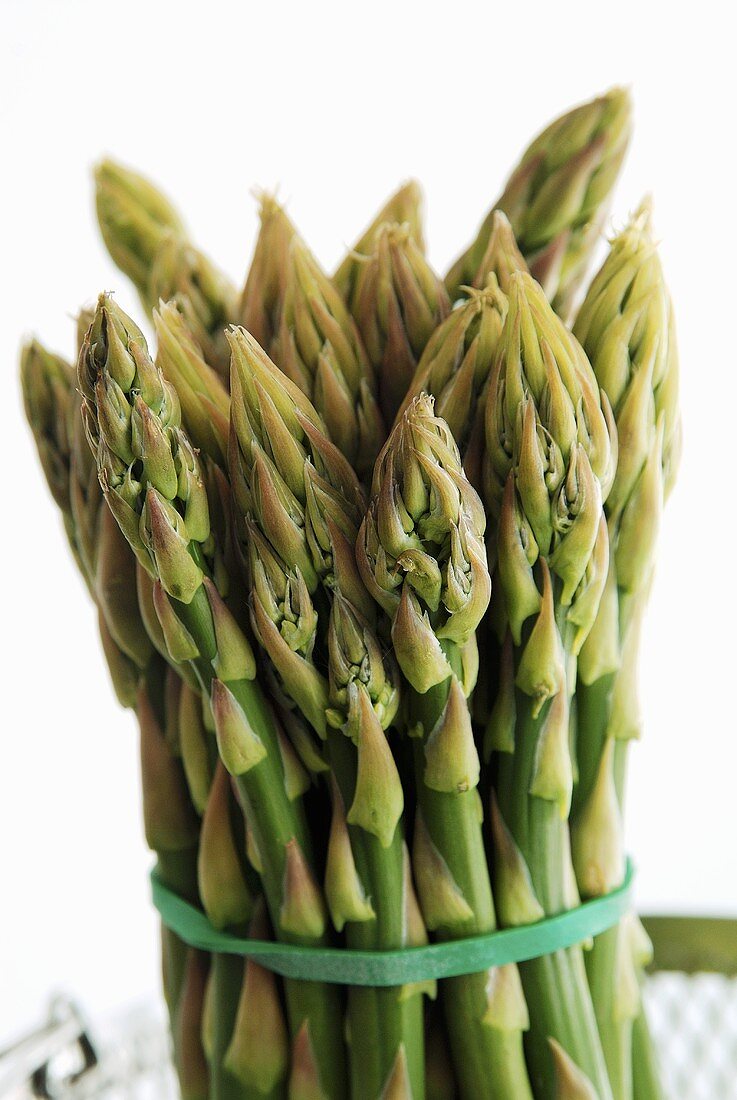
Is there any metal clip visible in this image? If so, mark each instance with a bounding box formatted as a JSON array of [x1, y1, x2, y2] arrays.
[[0, 997, 98, 1098]]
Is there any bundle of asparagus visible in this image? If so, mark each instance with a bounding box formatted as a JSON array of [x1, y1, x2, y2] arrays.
[[21, 85, 681, 1100]]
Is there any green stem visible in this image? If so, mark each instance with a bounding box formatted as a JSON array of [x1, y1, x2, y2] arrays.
[[424, 1001, 458, 1100], [574, 676, 633, 1100], [210, 955, 258, 1100], [177, 586, 348, 1100], [411, 644, 532, 1100], [150, 776, 205, 1094], [161, 925, 189, 1020], [573, 674, 615, 815], [328, 733, 425, 1100], [587, 926, 632, 1100], [631, 1000, 664, 1100], [498, 654, 612, 1098]]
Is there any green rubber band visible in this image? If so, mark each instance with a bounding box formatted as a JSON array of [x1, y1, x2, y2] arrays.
[[151, 859, 635, 987]]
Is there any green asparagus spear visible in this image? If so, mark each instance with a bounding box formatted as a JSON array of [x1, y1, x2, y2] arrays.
[[357, 394, 533, 1100], [228, 327, 426, 1100], [571, 201, 679, 1100], [483, 272, 615, 1099]]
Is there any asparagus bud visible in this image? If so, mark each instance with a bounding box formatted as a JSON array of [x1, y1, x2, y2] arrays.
[[357, 393, 490, 692], [471, 210, 529, 292], [229, 325, 363, 512], [447, 87, 632, 316], [489, 794, 545, 926], [343, 685, 404, 849], [334, 180, 425, 300], [574, 200, 680, 593], [21, 340, 77, 516], [399, 279, 508, 461], [485, 273, 614, 651], [327, 593, 400, 738], [95, 157, 234, 368], [154, 302, 230, 464], [571, 738, 625, 896], [238, 193, 299, 352], [94, 159, 186, 300], [80, 294, 215, 592], [152, 578, 200, 662], [247, 521, 330, 738], [350, 221, 450, 423], [211, 679, 268, 776], [273, 238, 385, 477]]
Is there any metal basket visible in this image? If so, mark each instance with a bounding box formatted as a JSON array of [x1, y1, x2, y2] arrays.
[[641, 916, 737, 1100], [3, 918, 735, 1099]]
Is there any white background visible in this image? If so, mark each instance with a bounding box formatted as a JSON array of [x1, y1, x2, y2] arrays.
[[2, 0, 735, 1044]]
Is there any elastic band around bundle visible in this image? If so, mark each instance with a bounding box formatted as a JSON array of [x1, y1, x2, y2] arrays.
[[151, 858, 634, 987]]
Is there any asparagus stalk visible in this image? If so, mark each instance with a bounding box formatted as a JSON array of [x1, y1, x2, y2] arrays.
[[483, 272, 615, 1098], [271, 237, 385, 480], [79, 295, 348, 1100], [228, 328, 426, 1100], [571, 202, 680, 1099], [349, 222, 450, 425], [357, 394, 533, 1100], [334, 181, 425, 301], [446, 88, 632, 316]]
